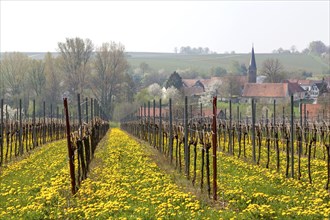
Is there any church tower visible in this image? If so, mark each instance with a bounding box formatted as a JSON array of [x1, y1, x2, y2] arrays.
[[248, 46, 257, 83]]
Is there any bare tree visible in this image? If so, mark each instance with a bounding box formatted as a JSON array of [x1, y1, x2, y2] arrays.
[[261, 58, 286, 83], [92, 42, 128, 119], [115, 72, 135, 103], [58, 37, 94, 96], [28, 59, 46, 98], [44, 52, 62, 108], [219, 75, 242, 98], [0, 60, 4, 99], [0, 52, 29, 108]]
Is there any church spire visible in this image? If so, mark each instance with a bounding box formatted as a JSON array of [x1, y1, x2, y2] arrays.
[[249, 46, 256, 70], [248, 46, 257, 83]]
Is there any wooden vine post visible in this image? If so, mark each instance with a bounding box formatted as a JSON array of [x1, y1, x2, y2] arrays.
[[0, 99, 3, 166], [43, 101, 46, 144], [148, 101, 151, 144], [229, 99, 232, 154], [144, 103, 147, 141], [159, 99, 162, 152], [85, 97, 88, 124], [153, 100, 156, 147], [169, 98, 173, 163], [33, 100, 36, 148], [91, 98, 94, 127], [325, 144, 330, 190], [184, 96, 189, 179], [212, 96, 217, 201], [290, 95, 294, 178], [251, 98, 256, 163], [64, 98, 76, 195], [19, 99, 23, 156]]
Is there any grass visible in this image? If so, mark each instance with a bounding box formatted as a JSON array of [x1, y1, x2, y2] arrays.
[[0, 139, 70, 219], [109, 121, 120, 128]]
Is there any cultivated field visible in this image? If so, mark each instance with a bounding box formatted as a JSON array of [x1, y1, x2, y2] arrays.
[[4, 52, 328, 76], [127, 52, 329, 75]]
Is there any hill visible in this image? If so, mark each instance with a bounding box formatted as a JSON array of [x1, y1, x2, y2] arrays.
[[1, 52, 328, 76], [127, 52, 329, 76]]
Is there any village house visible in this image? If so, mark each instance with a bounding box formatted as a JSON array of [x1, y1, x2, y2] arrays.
[[242, 81, 307, 103], [180, 46, 328, 105], [182, 79, 206, 97], [283, 80, 307, 100], [241, 83, 290, 103], [287, 79, 318, 99], [182, 75, 247, 99], [314, 79, 329, 95], [286, 79, 328, 100]]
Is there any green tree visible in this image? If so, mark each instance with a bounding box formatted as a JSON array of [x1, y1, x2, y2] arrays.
[[142, 71, 166, 87], [135, 88, 153, 104], [210, 66, 227, 77], [165, 71, 183, 90], [230, 61, 247, 75], [139, 62, 150, 74], [240, 64, 248, 75]]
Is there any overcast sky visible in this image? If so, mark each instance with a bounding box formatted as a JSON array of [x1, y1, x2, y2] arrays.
[[0, 1, 329, 53]]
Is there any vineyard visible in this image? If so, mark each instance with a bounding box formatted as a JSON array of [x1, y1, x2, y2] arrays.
[[0, 125, 223, 218], [0, 99, 66, 166], [121, 95, 330, 218], [0, 96, 109, 194], [1, 94, 330, 219]]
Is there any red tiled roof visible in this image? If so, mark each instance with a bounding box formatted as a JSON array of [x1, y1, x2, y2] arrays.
[[287, 79, 312, 85], [242, 83, 289, 98], [182, 79, 199, 87], [199, 77, 223, 87], [182, 76, 247, 89], [287, 82, 305, 94], [199, 79, 213, 87]]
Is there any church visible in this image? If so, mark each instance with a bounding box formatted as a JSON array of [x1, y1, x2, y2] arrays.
[[242, 46, 306, 103], [248, 46, 257, 83]]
